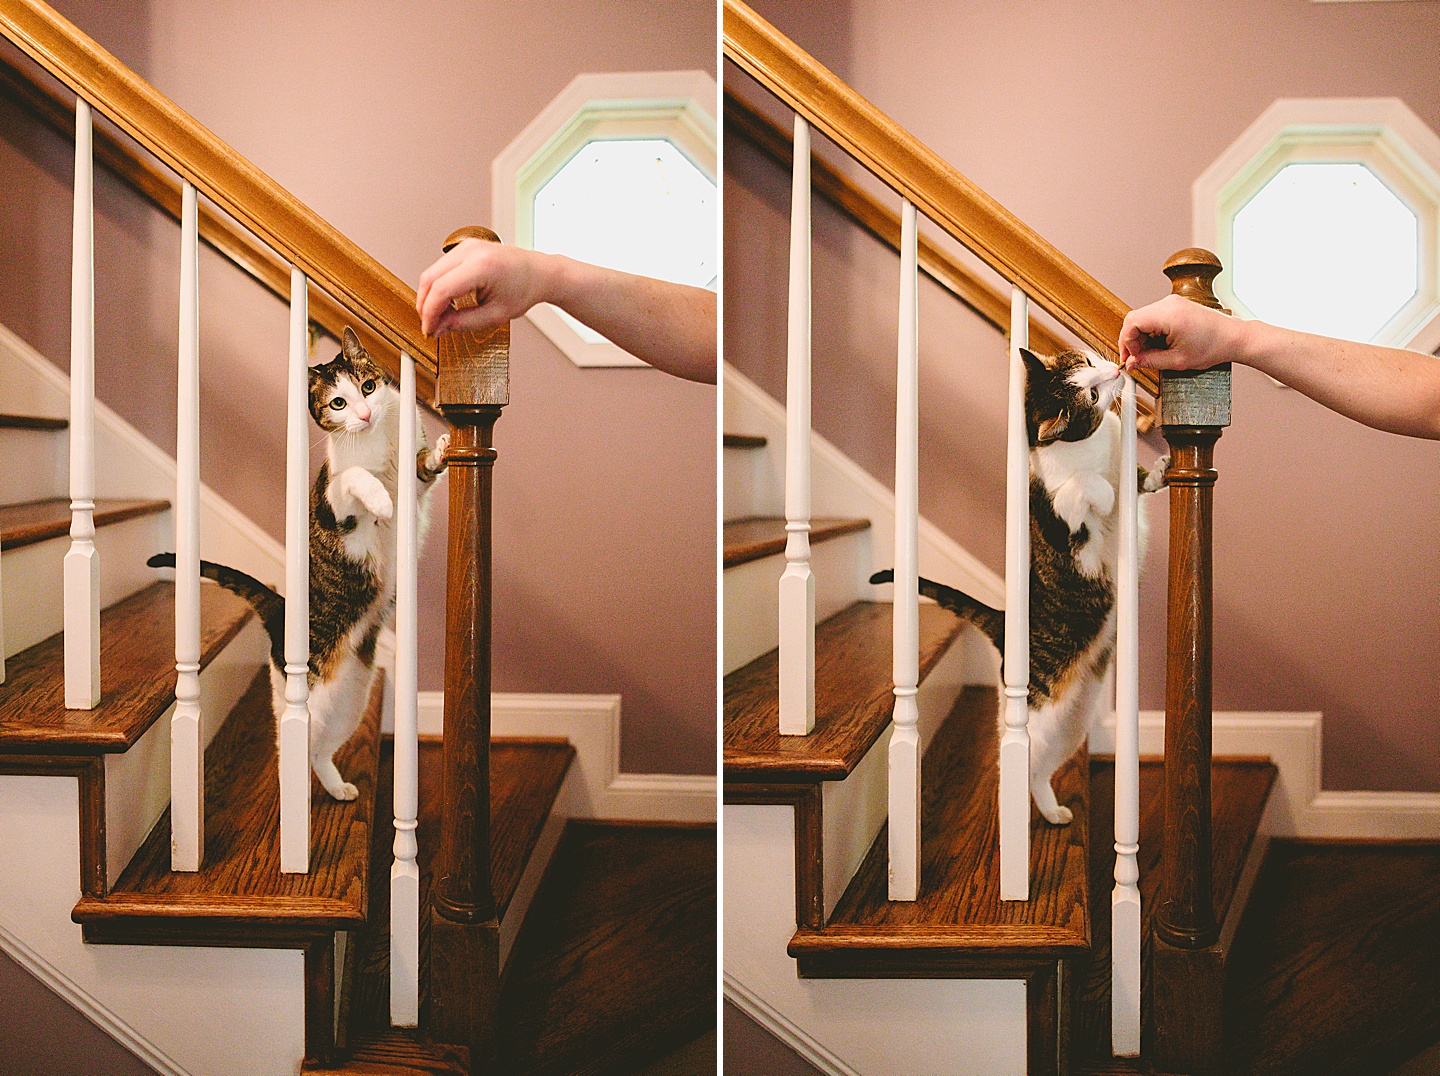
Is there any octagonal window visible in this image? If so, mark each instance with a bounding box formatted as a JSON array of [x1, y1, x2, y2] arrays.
[[492, 71, 717, 368], [1232, 162, 1418, 343], [533, 138, 717, 345], [1195, 99, 1440, 353]]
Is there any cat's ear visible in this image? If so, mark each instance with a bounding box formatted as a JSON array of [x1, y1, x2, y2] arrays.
[[1020, 348, 1048, 383], [1036, 413, 1067, 443], [342, 326, 366, 363]]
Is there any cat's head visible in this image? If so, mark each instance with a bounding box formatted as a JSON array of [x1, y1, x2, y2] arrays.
[[1021, 347, 1124, 447], [308, 327, 396, 434]]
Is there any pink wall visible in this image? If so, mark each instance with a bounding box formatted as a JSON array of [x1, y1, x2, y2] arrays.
[[0, 0, 716, 775], [726, 0, 1440, 792]]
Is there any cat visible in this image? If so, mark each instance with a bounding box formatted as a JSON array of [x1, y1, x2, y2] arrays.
[[149, 327, 448, 801], [871, 347, 1167, 825]]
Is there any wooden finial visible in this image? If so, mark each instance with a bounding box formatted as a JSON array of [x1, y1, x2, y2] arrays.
[[442, 225, 501, 252], [1163, 248, 1229, 314]]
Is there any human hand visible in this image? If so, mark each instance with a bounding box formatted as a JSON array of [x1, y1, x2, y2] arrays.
[[1118, 293, 1246, 373], [415, 239, 561, 336]]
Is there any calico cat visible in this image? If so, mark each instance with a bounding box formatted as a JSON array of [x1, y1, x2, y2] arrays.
[[149, 327, 447, 801], [871, 347, 1167, 825]]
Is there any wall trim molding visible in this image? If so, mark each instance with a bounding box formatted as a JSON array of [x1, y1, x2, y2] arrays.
[[723, 973, 862, 1076], [0, 322, 285, 586], [418, 692, 715, 823], [0, 919, 191, 1076], [1092, 710, 1440, 839], [723, 363, 1006, 609]]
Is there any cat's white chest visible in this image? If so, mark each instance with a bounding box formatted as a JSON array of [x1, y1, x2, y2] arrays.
[[1033, 412, 1122, 576]]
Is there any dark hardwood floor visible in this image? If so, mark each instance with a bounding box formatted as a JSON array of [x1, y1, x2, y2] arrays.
[[499, 820, 717, 1076], [1225, 841, 1440, 1076]]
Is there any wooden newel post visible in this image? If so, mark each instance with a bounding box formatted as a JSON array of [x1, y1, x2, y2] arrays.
[[1152, 248, 1231, 1072], [428, 225, 509, 1069]]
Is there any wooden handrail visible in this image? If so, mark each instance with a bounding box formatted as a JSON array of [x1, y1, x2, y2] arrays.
[[723, 0, 1158, 398], [0, 0, 435, 377], [725, 89, 1157, 427], [0, 52, 438, 404]]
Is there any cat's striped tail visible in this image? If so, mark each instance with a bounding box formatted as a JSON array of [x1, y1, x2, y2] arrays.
[[147, 553, 285, 667], [869, 569, 1005, 652]]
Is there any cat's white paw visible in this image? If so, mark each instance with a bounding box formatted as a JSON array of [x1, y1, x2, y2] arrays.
[[1041, 803, 1073, 825], [325, 781, 360, 802], [1144, 455, 1171, 493], [362, 486, 394, 520], [430, 433, 450, 471]]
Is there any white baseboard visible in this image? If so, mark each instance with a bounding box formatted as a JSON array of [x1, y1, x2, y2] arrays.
[[724, 973, 862, 1076], [0, 323, 285, 588], [723, 364, 1006, 610], [1092, 710, 1440, 839], [417, 692, 715, 824], [0, 919, 190, 1076]]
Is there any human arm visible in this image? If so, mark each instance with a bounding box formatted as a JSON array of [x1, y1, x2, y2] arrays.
[[1120, 293, 1440, 439], [415, 239, 717, 384]]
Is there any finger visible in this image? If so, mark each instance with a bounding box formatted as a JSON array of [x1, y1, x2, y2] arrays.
[[415, 244, 470, 316], [430, 304, 506, 337], [420, 262, 485, 335]]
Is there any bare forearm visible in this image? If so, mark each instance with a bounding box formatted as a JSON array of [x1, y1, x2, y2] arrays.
[[550, 257, 717, 384], [1238, 320, 1440, 439]]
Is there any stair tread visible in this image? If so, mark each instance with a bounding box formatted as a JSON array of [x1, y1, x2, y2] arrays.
[[345, 737, 575, 1035], [73, 669, 383, 931], [724, 600, 964, 782], [723, 432, 766, 449], [1071, 755, 1277, 1064], [0, 413, 67, 431], [304, 1030, 470, 1075], [498, 821, 717, 1075], [722, 515, 870, 568], [790, 686, 1091, 967], [0, 496, 169, 551], [0, 581, 255, 754]]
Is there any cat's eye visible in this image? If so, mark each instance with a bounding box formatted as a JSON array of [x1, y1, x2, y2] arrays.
[[330, 398, 346, 410], [1088, 387, 1099, 403], [361, 380, 376, 395]]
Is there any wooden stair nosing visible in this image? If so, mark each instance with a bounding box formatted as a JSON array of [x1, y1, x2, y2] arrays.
[[792, 687, 1091, 975], [723, 432, 766, 449], [722, 515, 870, 569], [0, 412, 67, 430], [0, 496, 169, 551], [0, 581, 255, 754], [723, 600, 966, 782], [74, 670, 384, 939]]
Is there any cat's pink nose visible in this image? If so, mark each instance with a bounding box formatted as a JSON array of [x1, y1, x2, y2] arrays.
[[355, 404, 371, 422]]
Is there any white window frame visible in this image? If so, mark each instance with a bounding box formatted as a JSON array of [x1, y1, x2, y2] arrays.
[[492, 70, 717, 369], [1195, 98, 1440, 353]]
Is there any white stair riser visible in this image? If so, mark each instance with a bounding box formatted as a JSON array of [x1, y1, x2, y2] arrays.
[[820, 629, 989, 917], [0, 427, 66, 505], [0, 774, 304, 1076], [104, 615, 269, 885], [725, 803, 1026, 1076], [724, 444, 780, 522], [724, 529, 870, 676], [2, 510, 170, 660]]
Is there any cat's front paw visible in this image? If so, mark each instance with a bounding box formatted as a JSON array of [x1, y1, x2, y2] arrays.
[[1041, 803, 1073, 825], [430, 433, 450, 471], [1143, 454, 1171, 493], [325, 780, 360, 802], [362, 486, 394, 520]]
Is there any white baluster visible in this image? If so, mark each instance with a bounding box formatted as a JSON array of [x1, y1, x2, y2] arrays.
[[64, 98, 99, 710], [170, 181, 203, 871], [390, 351, 420, 1026], [1112, 372, 1142, 1056], [999, 286, 1031, 901], [888, 199, 920, 902], [778, 114, 814, 737], [279, 268, 311, 874]]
